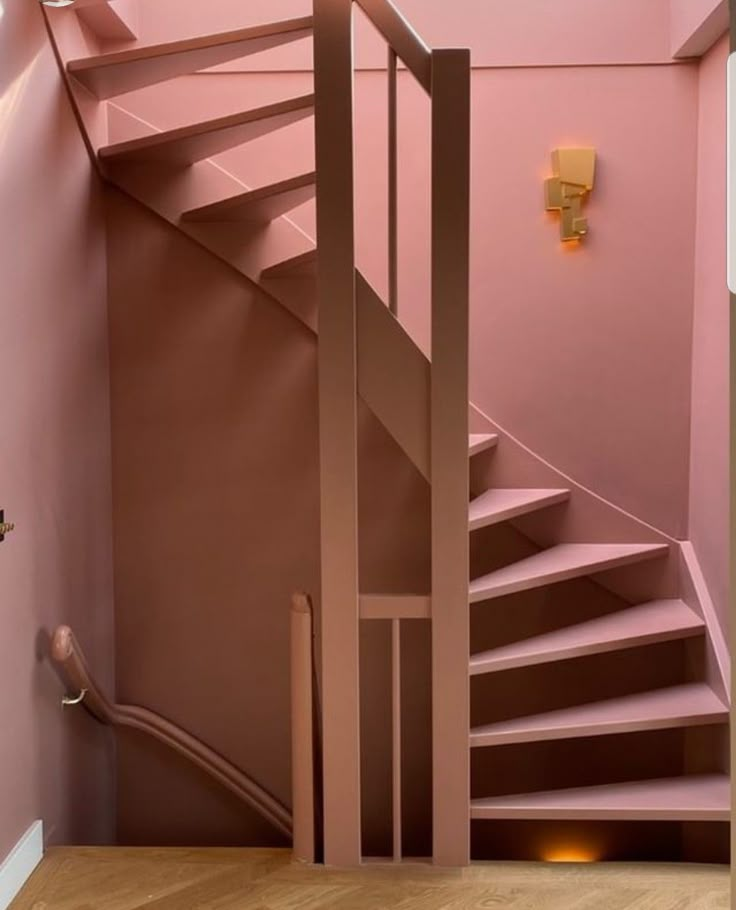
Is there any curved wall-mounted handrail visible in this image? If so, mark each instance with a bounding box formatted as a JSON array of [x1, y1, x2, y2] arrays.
[[354, 0, 432, 92], [50, 625, 292, 839]]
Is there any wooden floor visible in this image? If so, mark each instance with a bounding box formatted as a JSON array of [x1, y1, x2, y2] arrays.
[[11, 847, 729, 909]]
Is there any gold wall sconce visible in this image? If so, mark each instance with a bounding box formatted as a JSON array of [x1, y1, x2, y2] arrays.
[[544, 148, 596, 242]]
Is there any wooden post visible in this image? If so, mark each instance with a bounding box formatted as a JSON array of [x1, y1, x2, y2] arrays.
[[291, 594, 316, 863], [391, 618, 402, 861], [730, 0, 735, 879], [430, 48, 471, 867], [313, 0, 362, 866], [388, 47, 398, 316]]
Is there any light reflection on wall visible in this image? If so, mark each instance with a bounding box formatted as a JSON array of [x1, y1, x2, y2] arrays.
[[0, 50, 43, 159]]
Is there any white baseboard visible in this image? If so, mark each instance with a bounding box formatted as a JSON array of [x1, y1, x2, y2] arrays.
[[0, 821, 43, 910]]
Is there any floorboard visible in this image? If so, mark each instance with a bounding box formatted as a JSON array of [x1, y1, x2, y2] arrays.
[[10, 847, 730, 909]]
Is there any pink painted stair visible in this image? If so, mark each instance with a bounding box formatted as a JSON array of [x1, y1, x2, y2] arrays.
[[74, 1, 137, 42], [183, 172, 317, 223], [99, 95, 315, 167], [470, 775, 729, 822], [262, 249, 318, 279], [67, 17, 313, 99], [469, 599, 704, 675], [469, 682, 728, 748], [469, 542, 668, 603], [469, 433, 498, 456], [469, 488, 569, 531]]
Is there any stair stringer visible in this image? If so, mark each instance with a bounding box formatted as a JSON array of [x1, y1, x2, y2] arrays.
[[470, 402, 730, 706]]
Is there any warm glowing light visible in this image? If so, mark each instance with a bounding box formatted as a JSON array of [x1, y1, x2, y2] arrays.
[[541, 846, 602, 864], [0, 50, 43, 159]]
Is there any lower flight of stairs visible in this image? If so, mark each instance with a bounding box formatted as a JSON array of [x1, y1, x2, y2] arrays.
[[466, 439, 729, 826]]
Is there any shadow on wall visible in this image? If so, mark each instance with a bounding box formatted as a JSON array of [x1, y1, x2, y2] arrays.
[[106, 189, 432, 848], [0, 0, 115, 859]]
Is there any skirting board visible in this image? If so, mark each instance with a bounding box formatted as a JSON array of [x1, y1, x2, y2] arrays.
[[0, 821, 43, 910]]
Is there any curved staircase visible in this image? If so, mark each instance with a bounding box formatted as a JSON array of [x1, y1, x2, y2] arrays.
[[43, 0, 730, 865]]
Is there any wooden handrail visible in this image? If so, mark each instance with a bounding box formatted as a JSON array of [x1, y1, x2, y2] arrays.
[[50, 625, 292, 839], [291, 593, 316, 862], [355, 0, 432, 93]]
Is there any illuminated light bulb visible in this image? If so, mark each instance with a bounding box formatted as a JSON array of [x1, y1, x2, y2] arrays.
[[541, 846, 602, 864]]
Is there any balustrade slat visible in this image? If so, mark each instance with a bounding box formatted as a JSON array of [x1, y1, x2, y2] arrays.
[[388, 47, 398, 316]]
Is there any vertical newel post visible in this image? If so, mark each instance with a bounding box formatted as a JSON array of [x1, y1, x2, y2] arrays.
[[291, 593, 315, 863], [313, 0, 362, 866], [430, 48, 471, 866], [388, 47, 398, 317]]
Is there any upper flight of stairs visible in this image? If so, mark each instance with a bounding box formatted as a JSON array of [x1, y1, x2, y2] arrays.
[[45, 2, 730, 845], [99, 95, 316, 166], [68, 17, 314, 98]]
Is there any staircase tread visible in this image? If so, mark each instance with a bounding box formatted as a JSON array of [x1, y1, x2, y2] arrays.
[[469, 487, 570, 530], [68, 17, 313, 98], [75, 0, 137, 42], [470, 774, 730, 821], [469, 542, 669, 603], [469, 682, 728, 748], [183, 171, 317, 223], [262, 249, 317, 279], [99, 94, 315, 166], [470, 599, 704, 675], [469, 433, 498, 456]]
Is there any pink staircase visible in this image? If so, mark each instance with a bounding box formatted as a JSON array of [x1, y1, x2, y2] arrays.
[[43, 0, 729, 867]]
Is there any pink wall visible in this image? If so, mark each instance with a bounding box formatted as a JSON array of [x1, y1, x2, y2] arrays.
[[117, 58, 699, 538], [0, 1, 115, 861], [688, 35, 729, 634]]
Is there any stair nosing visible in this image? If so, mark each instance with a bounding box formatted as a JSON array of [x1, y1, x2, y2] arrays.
[[469, 683, 728, 748], [469, 487, 570, 531], [182, 170, 317, 222], [469, 433, 498, 456], [470, 774, 730, 821], [469, 542, 669, 604], [469, 599, 704, 676], [68, 16, 314, 75], [99, 94, 315, 162]]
